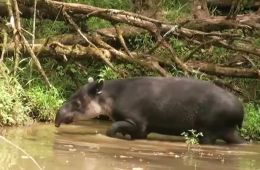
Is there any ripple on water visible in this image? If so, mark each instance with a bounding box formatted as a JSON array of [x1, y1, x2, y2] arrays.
[[0, 120, 259, 170]]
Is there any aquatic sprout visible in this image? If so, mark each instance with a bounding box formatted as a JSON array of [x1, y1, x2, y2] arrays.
[[181, 129, 203, 150]]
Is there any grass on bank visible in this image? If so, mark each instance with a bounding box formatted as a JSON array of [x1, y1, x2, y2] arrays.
[[241, 104, 260, 141], [0, 63, 30, 126]]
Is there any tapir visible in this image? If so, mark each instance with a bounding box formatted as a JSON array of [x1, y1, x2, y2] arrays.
[[55, 77, 245, 144]]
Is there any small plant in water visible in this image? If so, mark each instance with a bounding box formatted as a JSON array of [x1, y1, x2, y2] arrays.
[[181, 129, 203, 150]]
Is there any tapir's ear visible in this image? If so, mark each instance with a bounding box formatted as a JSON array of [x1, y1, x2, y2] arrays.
[[88, 77, 94, 83], [96, 79, 104, 93], [88, 79, 104, 96]]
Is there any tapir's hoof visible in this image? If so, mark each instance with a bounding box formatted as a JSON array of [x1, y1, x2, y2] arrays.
[[106, 129, 116, 137]]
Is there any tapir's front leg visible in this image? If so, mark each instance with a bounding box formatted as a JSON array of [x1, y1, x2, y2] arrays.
[[106, 120, 147, 139]]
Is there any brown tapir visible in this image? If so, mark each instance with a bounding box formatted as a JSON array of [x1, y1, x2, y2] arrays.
[[55, 77, 245, 144]]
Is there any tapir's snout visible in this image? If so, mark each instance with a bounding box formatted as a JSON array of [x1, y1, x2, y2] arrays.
[[54, 110, 62, 127], [54, 107, 75, 128], [55, 123, 60, 127]]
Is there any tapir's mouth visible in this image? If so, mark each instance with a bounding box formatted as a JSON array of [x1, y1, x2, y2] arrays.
[[55, 122, 61, 127], [54, 118, 61, 127], [55, 116, 74, 128]]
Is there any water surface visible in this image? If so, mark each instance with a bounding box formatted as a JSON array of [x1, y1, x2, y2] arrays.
[[0, 120, 260, 170]]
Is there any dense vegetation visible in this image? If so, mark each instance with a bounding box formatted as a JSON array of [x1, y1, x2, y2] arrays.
[[0, 0, 259, 140]]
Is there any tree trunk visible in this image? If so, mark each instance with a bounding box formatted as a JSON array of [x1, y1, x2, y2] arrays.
[[193, 0, 210, 19]]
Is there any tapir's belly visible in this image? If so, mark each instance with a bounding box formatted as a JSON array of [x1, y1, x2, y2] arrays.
[[146, 114, 196, 135], [145, 101, 201, 135]]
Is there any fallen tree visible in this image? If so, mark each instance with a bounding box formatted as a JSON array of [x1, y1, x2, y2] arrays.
[[0, 0, 259, 93]]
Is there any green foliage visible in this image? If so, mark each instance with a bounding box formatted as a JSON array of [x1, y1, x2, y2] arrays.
[[122, 63, 157, 77], [86, 17, 112, 31], [162, 0, 191, 22], [0, 64, 30, 126], [168, 65, 185, 77], [2, 58, 68, 123], [128, 33, 154, 51], [208, 5, 221, 16], [98, 66, 119, 80], [198, 46, 232, 64], [26, 86, 64, 121], [169, 37, 188, 56], [255, 38, 260, 47], [22, 19, 68, 38], [241, 104, 260, 140], [181, 129, 203, 150]]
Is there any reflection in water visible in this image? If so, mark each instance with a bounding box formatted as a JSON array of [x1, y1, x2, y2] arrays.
[[0, 120, 260, 170]]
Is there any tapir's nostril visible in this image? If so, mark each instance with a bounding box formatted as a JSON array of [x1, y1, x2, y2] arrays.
[[55, 121, 61, 127]]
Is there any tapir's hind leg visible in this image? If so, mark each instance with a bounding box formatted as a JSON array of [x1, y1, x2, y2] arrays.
[[221, 128, 245, 144], [198, 130, 217, 145], [106, 120, 147, 139]]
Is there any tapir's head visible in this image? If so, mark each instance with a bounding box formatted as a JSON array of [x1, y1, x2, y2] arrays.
[[55, 80, 104, 127]]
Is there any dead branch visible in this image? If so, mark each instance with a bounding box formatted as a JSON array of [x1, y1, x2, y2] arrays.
[[45, 0, 162, 35], [164, 27, 260, 58], [187, 61, 260, 79], [2, 40, 259, 79], [114, 24, 134, 58], [48, 42, 111, 60], [0, 25, 8, 63], [185, 11, 260, 32], [62, 10, 123, 77], [0, 0, 65, 20], [44, 0, 189, 74], [163, 41, 192, 74], [216, 41, 260, 57], [185, 39, 220, 61], [1, 0, 259, 33], [91, 33, 171, 77], [10, 0, 51, 87], [62, 10, 96, 48], [9, 0, 20, 75], [0, 0, 258, 82]]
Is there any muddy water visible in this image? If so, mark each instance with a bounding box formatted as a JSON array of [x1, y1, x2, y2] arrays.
[[0, 120, 260, 170]]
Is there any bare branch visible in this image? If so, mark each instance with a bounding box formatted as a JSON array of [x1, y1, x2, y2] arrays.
[[187, 61, 260, 79], [114, 24, 134, 58], [62, 10, 124, 77], [10, 0, 51, 87]]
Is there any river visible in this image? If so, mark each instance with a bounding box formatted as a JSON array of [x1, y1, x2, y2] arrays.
[[0, 120, 259, 170]]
